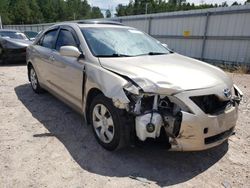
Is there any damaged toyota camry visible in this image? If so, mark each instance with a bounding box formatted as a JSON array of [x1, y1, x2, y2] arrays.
[[26, 21, 243, 151]]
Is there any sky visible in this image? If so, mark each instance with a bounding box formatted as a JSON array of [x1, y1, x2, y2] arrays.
[[88, 0, 247, 15]]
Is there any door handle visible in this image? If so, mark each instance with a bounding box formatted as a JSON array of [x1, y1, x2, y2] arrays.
[[49, 56, 55, 62]]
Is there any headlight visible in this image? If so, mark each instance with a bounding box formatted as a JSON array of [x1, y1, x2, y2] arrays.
[[123, 82, 141, 95], [233, 84, 243, 99], [232, 84, 243, 104]]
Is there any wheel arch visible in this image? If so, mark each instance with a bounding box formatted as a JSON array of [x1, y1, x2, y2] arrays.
[[83, 64, 131, 123], [85, 88, 104, 124]]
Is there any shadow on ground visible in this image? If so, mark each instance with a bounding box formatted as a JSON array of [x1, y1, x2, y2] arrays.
[[15, 84, 228, 186], [0, 62, 26, 67]]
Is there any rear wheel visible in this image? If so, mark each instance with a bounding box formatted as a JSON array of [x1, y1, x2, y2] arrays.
[[89, 94, 132, 151], [29, 66, 44, 93]]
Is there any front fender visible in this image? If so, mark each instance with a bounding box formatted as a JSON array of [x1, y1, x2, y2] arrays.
[[83, 62, 130, 112]]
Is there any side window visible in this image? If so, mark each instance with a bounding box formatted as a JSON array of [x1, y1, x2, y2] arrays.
[[41, 30, 57, 49], [55, 29, 77, 51], [36, 36, 44, 46], [35, 32, 45, 45]]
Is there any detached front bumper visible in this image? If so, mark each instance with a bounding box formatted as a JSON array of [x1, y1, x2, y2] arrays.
[[169, 84, 241, 151], [170, 106, 238, 151]]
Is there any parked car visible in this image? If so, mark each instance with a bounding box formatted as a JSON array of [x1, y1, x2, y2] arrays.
[[24, 31, 39, 41], [26, 21, 243, 151], [0, 29, 32, 64]]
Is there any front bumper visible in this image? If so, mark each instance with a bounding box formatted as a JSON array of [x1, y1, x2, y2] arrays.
[[4, 48, 27, 63], [169, 84, 240, 151], [132, 83, 241, 151], [170, 106, 237, 151]]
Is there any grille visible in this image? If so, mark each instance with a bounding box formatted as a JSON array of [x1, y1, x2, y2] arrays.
[[205, 128, 234, 145], [190, 95, 231, 115]]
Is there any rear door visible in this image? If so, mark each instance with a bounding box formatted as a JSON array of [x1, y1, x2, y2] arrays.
[[49, 26, 84, 110]]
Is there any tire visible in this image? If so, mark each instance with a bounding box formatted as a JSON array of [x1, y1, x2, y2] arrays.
[[29, 66, 44, 93], [89, 94, 133, 151], [0, 45, 5, 65]]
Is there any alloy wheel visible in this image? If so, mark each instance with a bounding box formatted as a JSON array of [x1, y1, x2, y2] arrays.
[[30, 68, 38, 90], [92, 104, 115, 143]]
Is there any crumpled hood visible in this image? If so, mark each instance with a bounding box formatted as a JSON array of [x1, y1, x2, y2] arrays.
[[99, 53, 233, 94]]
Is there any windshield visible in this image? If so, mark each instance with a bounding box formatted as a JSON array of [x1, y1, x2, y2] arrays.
[[0, 31, 29, 40], [81, 27, 170, 57]]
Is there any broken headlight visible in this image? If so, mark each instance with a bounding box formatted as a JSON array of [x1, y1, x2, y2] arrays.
[[233, 84, 243, 104], [123, 82, 141, 95]]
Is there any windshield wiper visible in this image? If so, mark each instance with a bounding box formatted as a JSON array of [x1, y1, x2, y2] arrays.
[[96, 53, 132, 57], [148, 52, 167, 55], [136, 52, 168, 56]]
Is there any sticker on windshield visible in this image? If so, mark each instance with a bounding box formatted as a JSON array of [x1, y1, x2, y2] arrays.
[[128, 30, 143, 34]]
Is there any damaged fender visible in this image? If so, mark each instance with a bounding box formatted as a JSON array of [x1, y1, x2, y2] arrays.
[[83, 62, 130, 115]]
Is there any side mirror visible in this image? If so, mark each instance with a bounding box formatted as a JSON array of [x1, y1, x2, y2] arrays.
[[60, 46, 82, 58], [161, 43, 168, 49]]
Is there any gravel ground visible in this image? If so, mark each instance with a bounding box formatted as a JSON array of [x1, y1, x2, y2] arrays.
[[0, 65, 249, 188]]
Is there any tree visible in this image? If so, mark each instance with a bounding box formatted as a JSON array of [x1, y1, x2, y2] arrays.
[[28, 0, 43, 23], [105, 9, 112, 18], [90, 7, 104, 18], [37, 0, 57, 22], [0, 0, 241, 25], [0, 0, 11, 24], [10, 0, 31, 24], [232, 1, 239, 6], [80, 0, 91, 19], [116, 4, 127, 16], [221, 1, 228, 7], [66, 0, 82, 20], [115, 0, 227, 17], [168, 0, 186, 7]]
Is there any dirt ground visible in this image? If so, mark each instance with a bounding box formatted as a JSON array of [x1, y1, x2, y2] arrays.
[[0, 64, 249, 188]]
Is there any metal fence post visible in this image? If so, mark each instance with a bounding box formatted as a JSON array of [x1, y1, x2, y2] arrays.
[[201, 12, 210, 60], [148, 17, 152, 35], [0, 16, 2, 29]]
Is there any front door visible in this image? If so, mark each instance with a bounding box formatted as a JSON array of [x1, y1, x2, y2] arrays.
[[49, 27, 84, 110]]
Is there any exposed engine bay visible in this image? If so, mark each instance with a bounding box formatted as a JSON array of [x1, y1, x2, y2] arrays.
[[122, 84, 243, 150], [96, 48, 243, 151], [125, 93, 183, 142]]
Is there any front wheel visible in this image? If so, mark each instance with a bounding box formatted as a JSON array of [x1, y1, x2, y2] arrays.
[[89, 94, 132, 151], [0, 46, 5, 64]]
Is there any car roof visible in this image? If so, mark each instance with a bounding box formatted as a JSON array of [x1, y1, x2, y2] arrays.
[[54, 20, 131, 29], [77, 23, 130, 29], [76, 20, 123, 26]]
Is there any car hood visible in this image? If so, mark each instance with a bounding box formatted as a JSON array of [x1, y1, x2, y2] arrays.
[[99, 53, 233, 94], [2, 37, 32, 47]]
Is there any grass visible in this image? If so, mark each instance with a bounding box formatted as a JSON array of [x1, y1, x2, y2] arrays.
[[218, 64, 250, 74]]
